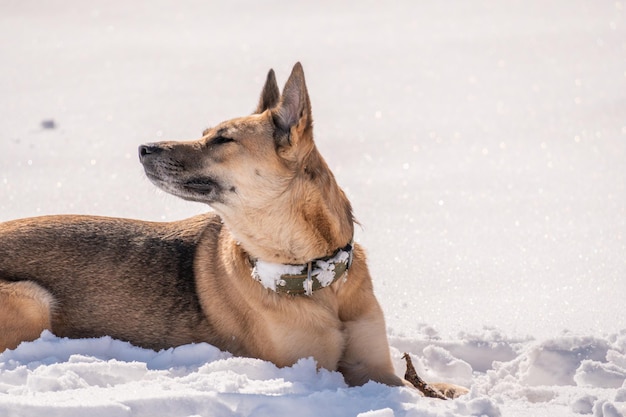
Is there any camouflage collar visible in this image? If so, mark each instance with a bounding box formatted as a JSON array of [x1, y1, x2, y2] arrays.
[[251, 241, 354, 296]]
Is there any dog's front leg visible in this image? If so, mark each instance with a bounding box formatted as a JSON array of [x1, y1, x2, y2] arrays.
[[338, 316, 406, 387], [337, 292, 406, 387], [334, 250, 407, 387], [338, 308, 469, 398]]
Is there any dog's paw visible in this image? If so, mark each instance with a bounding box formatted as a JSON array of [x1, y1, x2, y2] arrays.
[[429, 382, 469, 399]]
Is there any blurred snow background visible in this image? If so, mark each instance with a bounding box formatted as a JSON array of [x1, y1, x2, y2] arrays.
[[1, 1, 625, 416]]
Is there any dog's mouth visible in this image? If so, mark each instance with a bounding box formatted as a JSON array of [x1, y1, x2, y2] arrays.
[[144, 170, 225, 203], [182, 177, 221, 193]]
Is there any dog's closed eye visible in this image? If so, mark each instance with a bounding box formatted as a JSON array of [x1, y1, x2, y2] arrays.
[[212, 136, 235, 145]]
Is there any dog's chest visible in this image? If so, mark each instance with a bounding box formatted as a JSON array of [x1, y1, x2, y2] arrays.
[[262, 299, 346, 370]]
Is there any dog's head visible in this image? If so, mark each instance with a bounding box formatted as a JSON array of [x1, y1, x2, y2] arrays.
[[140, 63, 354, 261], [139, 63, 316, 211]]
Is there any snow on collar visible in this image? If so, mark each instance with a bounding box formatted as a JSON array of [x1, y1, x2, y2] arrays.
[[251, 241, 354, 296]]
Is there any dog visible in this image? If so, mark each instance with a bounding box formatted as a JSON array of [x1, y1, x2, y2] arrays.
[[0, 63, 467, 398]]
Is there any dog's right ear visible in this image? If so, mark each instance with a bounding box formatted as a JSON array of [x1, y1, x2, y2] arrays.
[[254, 69, 280, 114]]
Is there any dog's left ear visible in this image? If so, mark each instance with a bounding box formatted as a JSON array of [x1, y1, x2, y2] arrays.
[[272, 62, 313, 152], [254, 69, 280, 114]]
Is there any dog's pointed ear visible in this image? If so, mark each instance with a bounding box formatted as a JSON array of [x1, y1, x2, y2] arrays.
[[272, 62, 312, 150], [254, 69, 280, 114]]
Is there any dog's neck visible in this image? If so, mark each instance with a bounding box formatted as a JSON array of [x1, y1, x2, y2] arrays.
[[220, 147, 354, 265]]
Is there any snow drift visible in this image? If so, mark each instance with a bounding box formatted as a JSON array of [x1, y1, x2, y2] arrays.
[[0, 330, 625, 416]]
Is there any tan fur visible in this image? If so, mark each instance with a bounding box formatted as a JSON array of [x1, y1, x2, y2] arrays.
[[0, 281, 54, 351], [0, 63, 467, 398]]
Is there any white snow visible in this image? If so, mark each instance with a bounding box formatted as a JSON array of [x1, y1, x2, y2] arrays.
[[1, 0, 625, 416]]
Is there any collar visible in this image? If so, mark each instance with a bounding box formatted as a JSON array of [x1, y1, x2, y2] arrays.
[[251, 241, 354, 296]]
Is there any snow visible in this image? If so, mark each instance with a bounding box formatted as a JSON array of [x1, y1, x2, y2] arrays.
[[1, 330, 624, 416], [1, 0, 625, 416]]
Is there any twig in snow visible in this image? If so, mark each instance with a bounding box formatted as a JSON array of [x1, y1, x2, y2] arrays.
[[402, 352, 448, 400]]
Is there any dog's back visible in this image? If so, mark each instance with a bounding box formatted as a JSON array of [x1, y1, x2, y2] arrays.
[[0, 213, 218, 350]]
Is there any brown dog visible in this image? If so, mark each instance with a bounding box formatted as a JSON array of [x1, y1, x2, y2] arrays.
[[0, 63, 466, 397]]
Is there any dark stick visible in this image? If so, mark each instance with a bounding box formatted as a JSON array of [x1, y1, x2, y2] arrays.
[[402, 352, 448, 400]]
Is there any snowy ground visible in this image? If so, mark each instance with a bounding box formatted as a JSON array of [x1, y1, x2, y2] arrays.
[[1, 1, 625, 416]]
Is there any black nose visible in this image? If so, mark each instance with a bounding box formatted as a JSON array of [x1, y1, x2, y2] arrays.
[[138, 144, 162, 161]]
